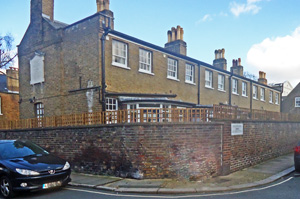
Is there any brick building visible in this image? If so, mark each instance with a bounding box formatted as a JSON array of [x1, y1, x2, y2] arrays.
[[282, 83, 300, 114], [18, 0, 281, 119], [0, 68, 19, 121]]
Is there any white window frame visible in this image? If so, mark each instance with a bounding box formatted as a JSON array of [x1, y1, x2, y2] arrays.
[[232, 79, 238, 94], [139, 49, 152, 74], [185, 63, 195, 84], [269, 91, 273, 103], [260, 88, 265, 101], [167, 58, 178, 80], [112, 40, 128, 68], [253, 85, 258, 99], [242, 82, 247, 97], [35, 103, 44, 127], [106, 98, 118, 111], [218, 74, 225, 91], [296, 97, 300, 107], [275, 93, 279, 105], [205, 70, 213, 88]]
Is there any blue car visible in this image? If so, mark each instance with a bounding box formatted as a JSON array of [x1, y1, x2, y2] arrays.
[[0, 140, 71, 198]]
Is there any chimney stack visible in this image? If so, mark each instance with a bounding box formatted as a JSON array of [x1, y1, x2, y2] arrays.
[[258, 71, 268, 85], [165, 25, 187, 55], [231, 58, 244, 76], [96, 0, 114, 30], [31, 0, 54, 23], [213, 48, 227, 71], [97, 0, 110, 12], [6, 67, 19, 92]]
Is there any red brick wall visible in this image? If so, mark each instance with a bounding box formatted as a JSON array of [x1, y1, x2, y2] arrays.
[[1, 121, 300, 179], [1, 123, 223, 179], [0, 93, 19, 121], [221, 121, 300, 174]]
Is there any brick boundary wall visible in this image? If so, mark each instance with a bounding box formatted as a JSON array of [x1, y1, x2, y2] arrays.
[[0, 121, 299, 179], [221, 121, 300, 174]]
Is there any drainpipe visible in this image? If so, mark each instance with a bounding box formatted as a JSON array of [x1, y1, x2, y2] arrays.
[[197, 64, 201, 105], [229, 72, 233, 106], [250, 81, 253, 118], [280, 84, 283, 112], [101, 16, 112, 111]]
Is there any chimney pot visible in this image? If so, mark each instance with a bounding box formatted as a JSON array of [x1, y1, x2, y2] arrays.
[[238, 58, 241, 66], [180, 28, 184, 40], [176, 26, 181, 40], [222, 48, 225, 58]]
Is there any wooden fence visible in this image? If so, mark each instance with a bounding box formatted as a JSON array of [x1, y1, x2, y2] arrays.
[[0, 105, 299, 130]]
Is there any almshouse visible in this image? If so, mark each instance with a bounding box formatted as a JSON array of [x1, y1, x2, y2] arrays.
[[18, 0, 281, 119]]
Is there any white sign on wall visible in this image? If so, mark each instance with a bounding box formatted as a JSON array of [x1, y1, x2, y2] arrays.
[[30, 52, 45, 85], [231, 123, 243, 136]]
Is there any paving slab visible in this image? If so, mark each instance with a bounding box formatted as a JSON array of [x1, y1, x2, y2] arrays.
[[71, 173, 122, 186], [107, 179, 170, 189]]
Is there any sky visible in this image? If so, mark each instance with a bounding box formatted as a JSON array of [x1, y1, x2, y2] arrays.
[[1, 0, 300, 87]]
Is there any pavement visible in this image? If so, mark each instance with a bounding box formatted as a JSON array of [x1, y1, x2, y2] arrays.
[[69, 153, 295, 194]]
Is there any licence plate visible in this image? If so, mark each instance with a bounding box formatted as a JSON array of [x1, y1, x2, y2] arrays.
[[42, 181, 62, 189]]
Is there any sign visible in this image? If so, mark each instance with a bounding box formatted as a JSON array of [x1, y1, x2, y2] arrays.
[[30, 52, 45, 85], [231, 123, 243, 136]]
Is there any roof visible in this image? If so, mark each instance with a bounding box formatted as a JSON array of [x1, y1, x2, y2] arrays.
[[43, 17, 68, 29], [109, 30, 281, 91], [118, 97, 196, 107], [42, 11, 281, 92], [0, 74, 8, 92]]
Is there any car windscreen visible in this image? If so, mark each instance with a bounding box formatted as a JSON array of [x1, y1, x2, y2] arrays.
[[0, 141, 49, 160]]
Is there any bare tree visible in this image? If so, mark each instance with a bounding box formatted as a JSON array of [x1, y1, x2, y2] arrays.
[[244, 71, 258, 81], [0, 34, 17, 68]]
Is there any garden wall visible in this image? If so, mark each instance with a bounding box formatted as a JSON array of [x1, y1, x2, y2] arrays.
[[1, 121, 299, 179]]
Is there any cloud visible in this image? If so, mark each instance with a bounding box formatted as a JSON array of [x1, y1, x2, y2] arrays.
[[202, 14, 213, 22], [246, 27, 300, 87], [196, 12, 228, 26], [230, 0, 262, 17], [196, 14, 213, 25]]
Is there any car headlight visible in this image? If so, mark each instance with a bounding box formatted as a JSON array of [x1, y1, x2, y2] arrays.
[[16, 168, 40, 176], [63, 161, 70, 170]]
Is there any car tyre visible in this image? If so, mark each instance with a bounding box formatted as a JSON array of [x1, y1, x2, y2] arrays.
[[0, 176, 15, 198]]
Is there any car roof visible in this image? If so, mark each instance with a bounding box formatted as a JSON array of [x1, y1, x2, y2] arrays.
[[0, 140, 16, 144]]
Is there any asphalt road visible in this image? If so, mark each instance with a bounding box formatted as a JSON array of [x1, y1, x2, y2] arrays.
[[3, 172, 300, 199]]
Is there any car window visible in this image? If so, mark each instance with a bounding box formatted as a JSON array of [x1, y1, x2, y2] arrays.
[[0, 141, 49, 160]]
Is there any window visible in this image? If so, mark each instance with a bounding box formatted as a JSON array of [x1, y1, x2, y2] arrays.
[[185, 64, 195, 83], [112, 40, 128, 68], [232, 79, 238, 94], [218, 74, 225, 91], [205, 70, 213, 88], [275, 93, 279, 104], [296, 97, 300, 107], [269, 91, 273, 103], [253, 85, 258, 99], [260, 88, 265, 101], [242, 82, 247, 96], [139, 49, 152, 73], [35, 103, 44, 127], [167, 58, 178, 80], [106, 98, 118, 111]]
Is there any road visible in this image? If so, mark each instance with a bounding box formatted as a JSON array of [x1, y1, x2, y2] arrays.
[[3, 172, 300, 199]]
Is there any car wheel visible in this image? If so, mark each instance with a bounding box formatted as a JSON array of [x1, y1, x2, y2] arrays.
[[0, 176, 15, 198]]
